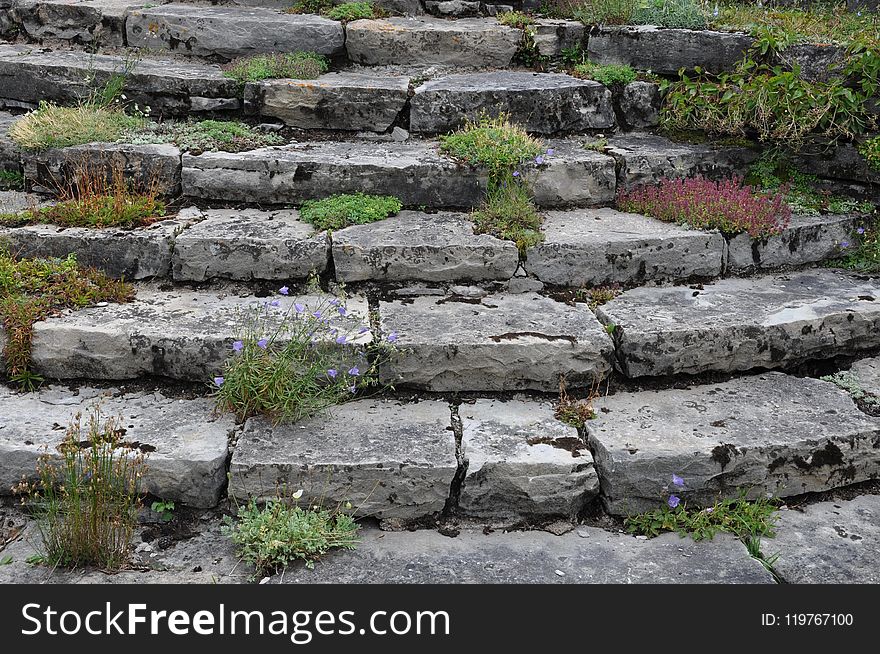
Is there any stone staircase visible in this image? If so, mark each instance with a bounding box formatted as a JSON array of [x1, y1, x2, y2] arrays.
[[1, 0, 879, 539]]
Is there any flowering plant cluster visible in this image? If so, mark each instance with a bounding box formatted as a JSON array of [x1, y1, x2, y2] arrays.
[[214, 287, 398, 424], [832, 221, 880, 273], [617, 175, 791, 239]]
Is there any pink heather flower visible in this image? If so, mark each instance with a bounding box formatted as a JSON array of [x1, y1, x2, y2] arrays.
[[668, 495, 681, 509], [279, 286, 289, 296], [232, 340, 244, 352], [257, 338, 268, 349]]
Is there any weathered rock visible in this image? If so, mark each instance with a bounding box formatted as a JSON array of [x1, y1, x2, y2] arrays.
[[597, 270, 880, 378], [0, 0, 17, 38], [424, 0, 480, 16], [410, 71, 614, 134], [345, 17, 521, 67], [23, 142, 182, 197], [725, 213, 861, 272], [126, 5, 344, 60], [273, 524, 773, 584], [850, 356, 880, 396], [795, 143, 880, 186], [587, 373, 880, 515], [587, 26, 753, 75], [618, 81, 660, 129], [524, 208, 724, 286], [0, 44, 240, 117], [171, 207, 329, 281], [379, 292, 614, 391], [0, 190, 40, 212], [771, 495, 880, 584], [229, 399, 457, 522], [532, 18, 585, 58], [248, 73, 409, 132], [28, 287, 370, 381], [11, 0, 149, 47], [182, 139, 617, 208], [0, 385, 233, 507], [332, 211, 519, 283], [0, 111, 22, 171], [0, 215, 186, 279], [607, 133, 758, 190], [458, 398, 599, 519]]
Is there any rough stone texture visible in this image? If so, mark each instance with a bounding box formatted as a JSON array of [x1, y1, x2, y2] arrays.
[[28, 287, 370, 381], [182, 139, 617, 208], [619, 81, 661, 129], [850, 356, 880, 396], [126, 5, 344, 60], [0, 111, 22, 171], [0, 216, 185, 279], [345, 17, 521, 67], [410, 71, 614, 135], [23, 142, 182, 197], [10, 0, 152, 47], [379, 293, 614, 391], [587, 26, 754, 75], [274, 525, 773, 584], [587, 373, 880, 515], [0, 190, 41, 212], [424, 0, 480, 16], [524, 208, 724, 287], [248, 73, 409, 132], [0, 0, 16, 38], [795, 143, 880, 186], [171, 207, 329, 281], [458, 398, 599, 519], [0, 44, 240, 117], [848, 0, 879, 11], [532, 18, 585, 58], [598, 269, 880, 378], [725, 213, 861, 272], [229, 399, 457, 522], [608, 133, 758, 190], [0, 386, 233, 507], [331, 211, 519, 283], [771, 495, 880, 584]]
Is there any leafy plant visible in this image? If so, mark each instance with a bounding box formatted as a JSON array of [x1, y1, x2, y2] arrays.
[[618, 175, 791, 238], [573, 0, 638, 25], [286, 0, 333, 14], [573, 61, 637, 87], [829, 221, 880, 273], [222, 495, 359, 577], [577, 283, 621, 309], [126, 119, 283, 155], [0, 249, 133, 388], [9, 102, 143, 151], [222, 52, 329, 84], [861, 135, 880, 172], [632, 0, 707, 30], [150, 500, 175, 522], [323, 1, 379, 21], [13, 407, 146, 569], [554, 379, 597, 428], [299, 193, 402, 231], [820, 370, 880, 408], [0, 170, 24, 190], [498, 10, 536, 29], [214, 288, 397, 424]]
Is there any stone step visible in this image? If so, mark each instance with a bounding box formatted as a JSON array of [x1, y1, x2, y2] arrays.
[[378, 292, 615, 391], [0, 44, 240, 116], [0, 384, 233, 507], [588, 372, 880, 516], [182, 139, 617, 208], [9, 286, 370, 381], [345, 16, 521, 68], [597, 270, 880, 378], [409, 71, 615, 135], [125, 5, 345, 61]]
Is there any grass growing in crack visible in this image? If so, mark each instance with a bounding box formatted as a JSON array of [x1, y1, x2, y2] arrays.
[[222, 52, 329, 84], [323, 1, 381, 21], [472, 179, 544, 254], [9, 102, 144, 151], [214, 287, 398, 424], [498, 10, 536, 29], [554, 379, 598, 429], [0, 170, 24, 190], [577, 284, 622, 309], [573, 61, 637, 87], [820, 370, 880, 408], [126, 119, 283, 155], [625, 491, 779, 542], [0, 161, 166, 229], [299, 193, 402, 231], [222, 493, 359, 577], [13, 407, 146, 570], [0, 247, 133, 389]]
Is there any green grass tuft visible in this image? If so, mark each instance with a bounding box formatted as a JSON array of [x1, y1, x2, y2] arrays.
[[9, 102, 144, 151], [299, 193, 402, 231], [222, 52, 329, 84]]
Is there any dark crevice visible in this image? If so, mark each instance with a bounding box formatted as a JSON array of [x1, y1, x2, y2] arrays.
[[441, 402, 468, 517]]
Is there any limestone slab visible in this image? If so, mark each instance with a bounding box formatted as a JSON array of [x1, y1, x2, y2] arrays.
[[587, 373, 880, 515], [524, 208, 724, 286], [379, 292, 614, 391], [229, 399, 457, 522], [0, 385, 233, 507], [11, 0, 153, 46], [850, 356, 880, 396], [597, 270, 880, 377], [458, 398, 599, 519], [331, 211, 518, 283]]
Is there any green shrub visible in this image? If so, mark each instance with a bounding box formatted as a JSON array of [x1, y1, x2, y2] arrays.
[[286, 0, 331, 13], [633, 0, 707, 30], [299, 193, 402, 231], [222, 496, 359, 577], [0, 170, 24, 190], [127, 119, 283, 154], [861, 135, 880, 172], [830, 221, 880, 274], [214, 290, 397, 423], [0, 248, 133, 388], [323, 1, 377, 21], [573, 0, 638, 25], [573, 61, 637, 86], [498, 10, 535, 29], [14, 407, 146, 569], [9, 102, 143, 151], [472, 179, 544, 254], [222, 52, 329, 84], [821, 371, 880, 408]]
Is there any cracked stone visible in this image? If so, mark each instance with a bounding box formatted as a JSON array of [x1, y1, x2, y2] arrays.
[[619, 81, 660, 129], [10, 0, 149, 46], [589, 373, 880, 515], [850, 356, 880, 396]]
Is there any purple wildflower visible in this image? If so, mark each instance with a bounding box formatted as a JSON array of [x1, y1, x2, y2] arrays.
[[358, 326, 370, 334], [257, 338, 268, 349], [313, 311, 322, 319], [327, 369, 337, 378], [672, 474, 685, 488], [841, 241, 850, 249], [349, 383, 357, 394], [213, 376, 224, 387], [336, 334, 347, 345], [232, 340, 244, 352], [279, 286, 289, 296], [269, 300, 281, 307], [513, 170, 520, 177], [546, 148, 555, 156], [348, 366, 360, 376], [294, 302, 305, 313], [338, 305, 347, 317], [857, 227, 866, 235], [668, 495, 681, 509], [387, 331, 399, 343], [535, 155, 545, 165]]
